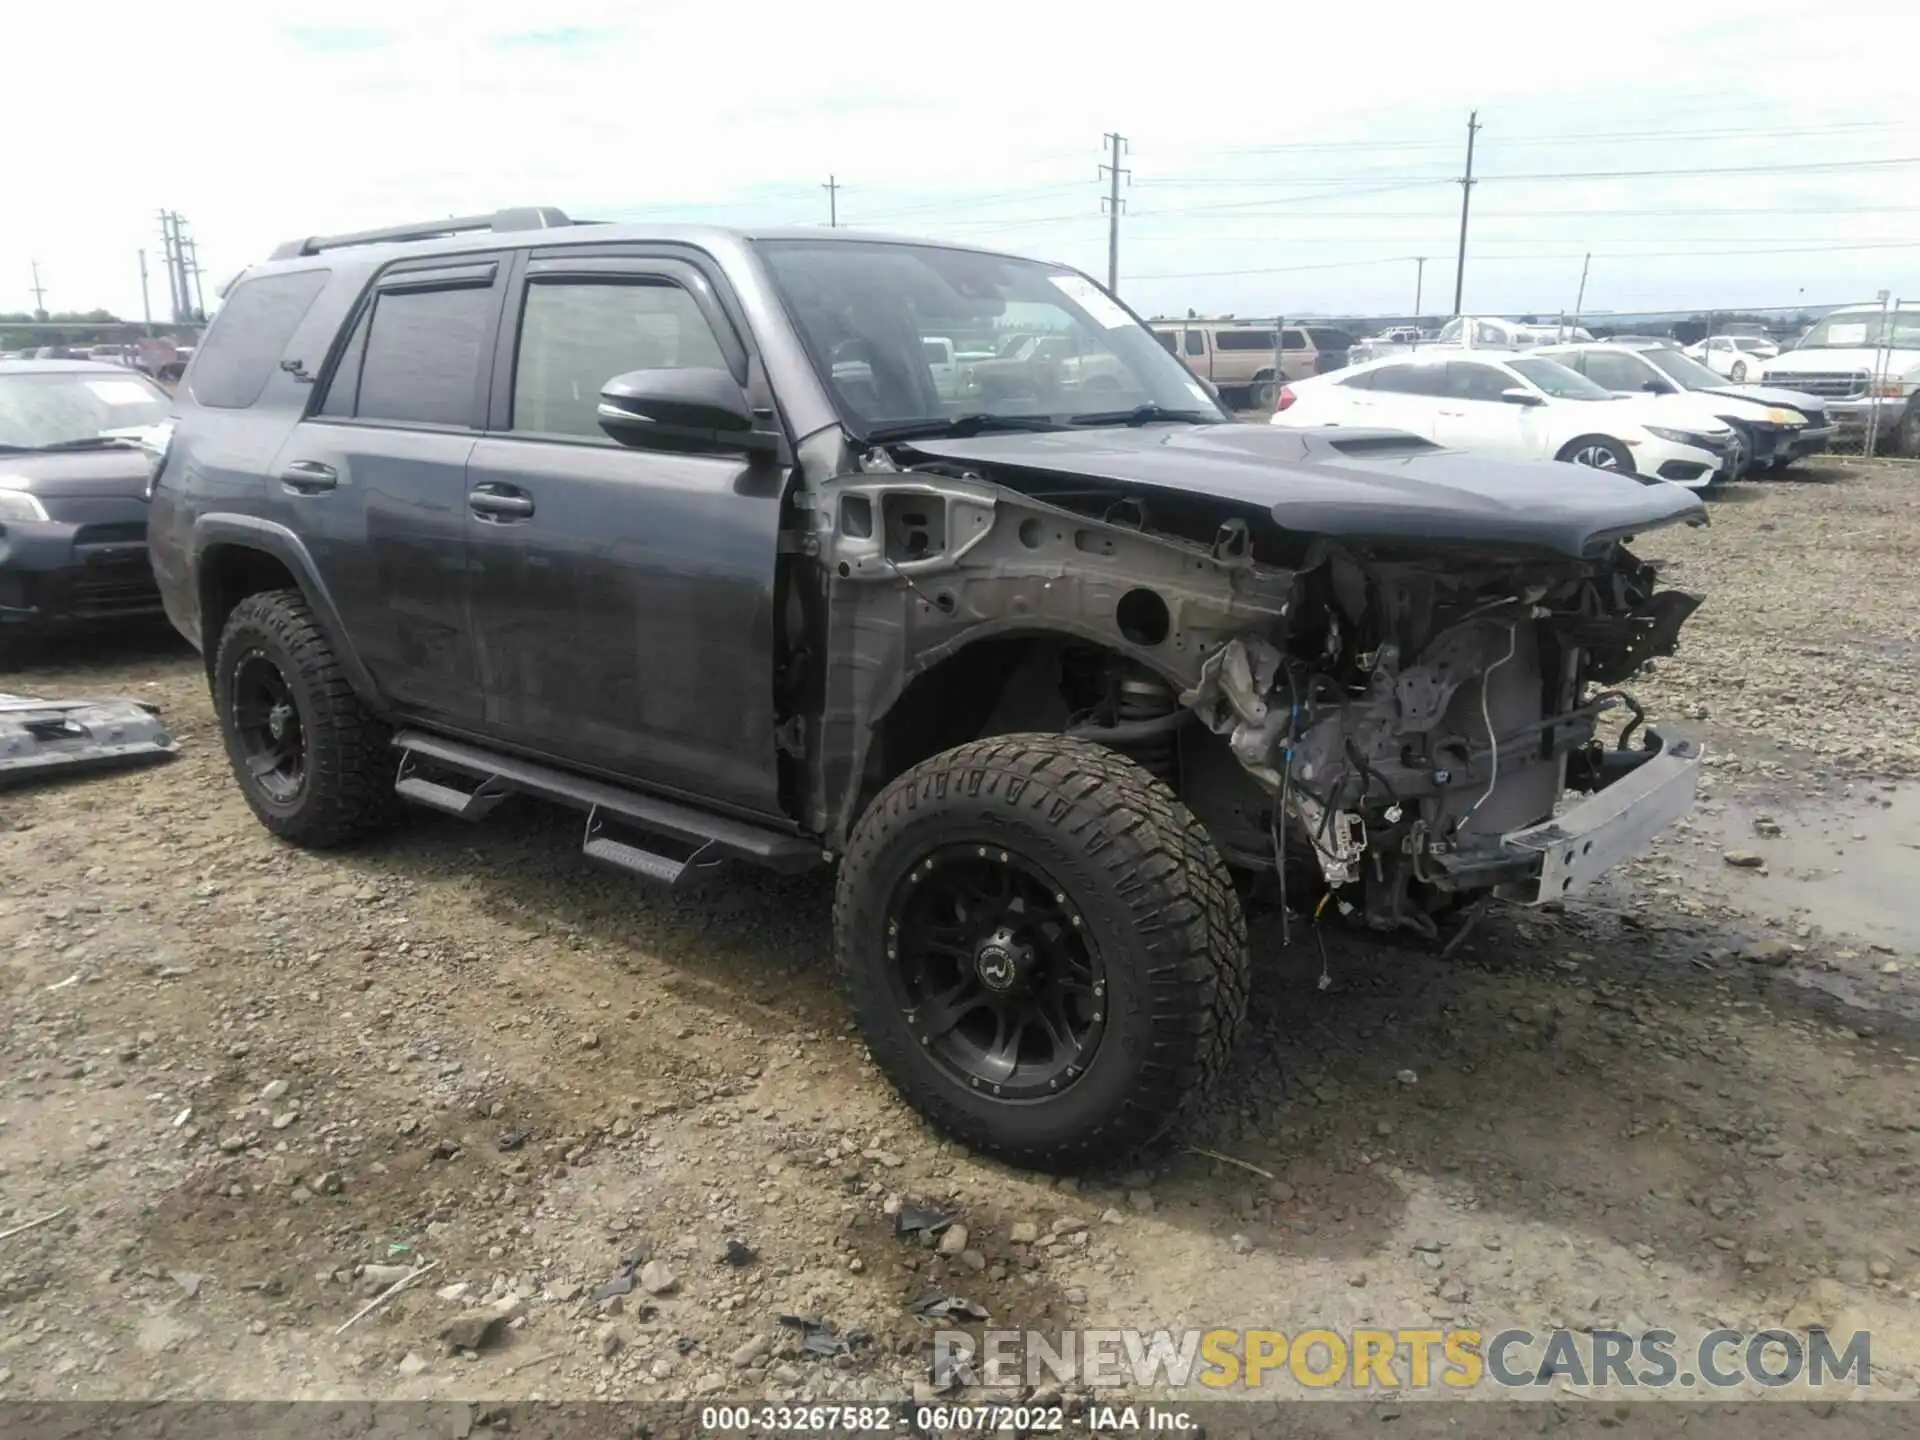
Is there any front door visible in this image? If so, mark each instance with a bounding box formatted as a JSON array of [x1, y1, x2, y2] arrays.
[[461, 252, 789, 819], [1431, 360, 1541, 458]]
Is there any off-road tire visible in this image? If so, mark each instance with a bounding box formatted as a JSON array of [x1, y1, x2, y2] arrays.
[[1555, 435, 1637, 473], [213, 588, 401, 847], [834, 733, 1250, 1170], [1897, 403, 1920, 460]]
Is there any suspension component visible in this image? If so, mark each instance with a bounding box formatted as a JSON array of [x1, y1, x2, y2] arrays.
[[1115, 671, 1178, 784]]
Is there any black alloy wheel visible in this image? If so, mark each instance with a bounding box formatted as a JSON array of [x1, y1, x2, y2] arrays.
[[885, 842, 1106, 1101], [230, 650, 307, 804]]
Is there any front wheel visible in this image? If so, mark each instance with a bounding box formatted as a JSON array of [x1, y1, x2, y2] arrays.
[[1556, 436, 1637, 473], [834, 734, 1249, 1170]]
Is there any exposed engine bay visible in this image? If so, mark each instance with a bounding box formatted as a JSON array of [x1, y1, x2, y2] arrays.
[[790, 425, 1705, 941]]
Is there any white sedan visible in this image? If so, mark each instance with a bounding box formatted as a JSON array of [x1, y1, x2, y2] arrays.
[[1270, 350, 1736, 487], [1685, 334, 1779, 382]]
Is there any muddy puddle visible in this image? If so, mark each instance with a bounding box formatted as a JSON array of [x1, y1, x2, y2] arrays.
[[1662, 780, 1920, 954]]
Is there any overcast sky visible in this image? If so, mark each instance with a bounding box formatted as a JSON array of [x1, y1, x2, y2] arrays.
[[8, 0, 1918, 325]]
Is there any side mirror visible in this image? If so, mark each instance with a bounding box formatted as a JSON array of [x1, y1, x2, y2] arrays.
[[597, 368, 771, 451], [1643, 380, 1668, 394], [1499, 387, 1544, 406]]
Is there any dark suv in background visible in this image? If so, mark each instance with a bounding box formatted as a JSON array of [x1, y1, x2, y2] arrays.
[[147, 206, 1709, 1167]]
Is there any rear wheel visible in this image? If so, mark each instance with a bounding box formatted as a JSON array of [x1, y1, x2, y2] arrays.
[[834, 734, 1249, 1170], [1556, 436, 1636, 473], [1730, 359, 1749, 382], [213, 589, 401, 847], [1249, 375, 1277, 410]]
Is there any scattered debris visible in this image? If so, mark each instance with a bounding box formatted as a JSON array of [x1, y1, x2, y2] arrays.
[[892, 1204, 958, 1239], [0, 693, 179, 784], [778, 1315, 850, 1358], [497, 1132, 527, 1152], [1723, 850, 1766, 869], [0, 1208, 70, 1243], [719, 1239, 758, 1267], [1186, 1145, 1279, 1182], [906, 1292, 991, 1322], [334, 1260, 440, 1335]]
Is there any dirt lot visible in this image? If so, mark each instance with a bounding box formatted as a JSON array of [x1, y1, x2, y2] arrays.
[[3, 459, 1919, 1427]]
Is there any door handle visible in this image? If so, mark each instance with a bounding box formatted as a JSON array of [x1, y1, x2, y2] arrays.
[[468, 486, 534, 521], [280, 460, 338, 494]]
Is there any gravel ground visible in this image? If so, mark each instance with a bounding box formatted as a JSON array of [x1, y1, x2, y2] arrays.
[[2, 458, 1918, 1433]]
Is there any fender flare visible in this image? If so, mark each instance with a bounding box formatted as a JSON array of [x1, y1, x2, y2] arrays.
[[191, 512, 385, 709]]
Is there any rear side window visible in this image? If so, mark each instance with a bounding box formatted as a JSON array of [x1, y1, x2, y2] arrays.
[[355, 284, 494, 427], [1369, 364, 1444, 396], [189, 269, 329, 409], [1213, 330, 1275, 351]]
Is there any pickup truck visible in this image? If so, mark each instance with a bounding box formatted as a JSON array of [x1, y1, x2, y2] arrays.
[[1759, 301, 1920, 454]]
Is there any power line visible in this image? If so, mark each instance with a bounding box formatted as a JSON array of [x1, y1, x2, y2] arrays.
[[1207, 120, 1901, 156], [1130, 155, 1920, 188], [1126, 238, 1920, 282]]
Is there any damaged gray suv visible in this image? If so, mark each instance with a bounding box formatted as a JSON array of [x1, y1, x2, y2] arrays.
[[146, 207, 1708, 1168]]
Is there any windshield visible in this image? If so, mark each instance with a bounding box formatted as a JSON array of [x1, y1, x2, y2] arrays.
[[1798, 310, 1920, 351], [755, 240, 1225, 432], [1731, 337, 1772, 352], [1642, 348, 1726, 389], [1507, 356, 1616, 401], [0, 369, 171, 449]]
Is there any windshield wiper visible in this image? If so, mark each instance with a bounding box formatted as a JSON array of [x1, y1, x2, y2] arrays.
[[1067, 404, 1220, 427], [26, 436, 147, 452], [862, 413, 1064, 444]]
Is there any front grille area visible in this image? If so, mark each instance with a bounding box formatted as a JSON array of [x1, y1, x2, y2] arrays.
[[1765, 370, 1868, 398], [72, 521, 147, 546], [70, 554, 160, 617]]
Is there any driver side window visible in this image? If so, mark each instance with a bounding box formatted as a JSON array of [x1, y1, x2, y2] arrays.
[[512, 278, 727, 439]]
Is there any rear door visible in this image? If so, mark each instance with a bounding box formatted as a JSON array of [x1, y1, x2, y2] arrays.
[[279, 256, 504, 723], [1432, 360, 1548, 457], [1352, 362, 1447, 437], [460, 250, 789, 818]]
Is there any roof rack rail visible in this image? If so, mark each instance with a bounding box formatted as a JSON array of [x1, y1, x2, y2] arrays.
[[268, 206, 578, 261]]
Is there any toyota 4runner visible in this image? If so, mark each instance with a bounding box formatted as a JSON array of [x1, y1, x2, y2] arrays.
[[146, 207, 1709, 1169]]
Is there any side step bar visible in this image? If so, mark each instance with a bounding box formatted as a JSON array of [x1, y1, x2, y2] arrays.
[[391, 730, 822, 887]]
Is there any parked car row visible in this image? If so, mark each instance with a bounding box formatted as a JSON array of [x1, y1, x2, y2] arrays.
[[1269, 347, 1746, 488]]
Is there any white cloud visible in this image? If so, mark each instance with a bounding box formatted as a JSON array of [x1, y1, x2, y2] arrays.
[[6, 0, 1917, 324]]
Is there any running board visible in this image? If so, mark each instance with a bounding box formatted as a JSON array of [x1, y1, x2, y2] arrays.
[[390, 729, 821, 882]]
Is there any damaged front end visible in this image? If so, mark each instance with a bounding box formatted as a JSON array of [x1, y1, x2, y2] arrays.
[[790, 426, 1704, 941], [1180, 548, 1704, 935]]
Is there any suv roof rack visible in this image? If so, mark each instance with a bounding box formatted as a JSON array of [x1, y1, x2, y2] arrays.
[[269, 206, 581, 261]]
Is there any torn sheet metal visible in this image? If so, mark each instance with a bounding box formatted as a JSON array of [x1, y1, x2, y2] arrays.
[[0, 693, 179, 783]]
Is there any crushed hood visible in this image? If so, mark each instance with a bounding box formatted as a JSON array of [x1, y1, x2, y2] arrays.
[[903, 424, 1705, 559]]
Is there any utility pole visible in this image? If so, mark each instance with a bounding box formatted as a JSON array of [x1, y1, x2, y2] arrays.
[[1451, 111, 1480, 316], [823, 175, 839, 228], [139, 249, 154, 334], [183, 233, 206, 319], [157, 211, 183, 324], [1574, 252, 1591, 319], [1099, 132, 1129, 295], [29, 260, 47, 317], [1413, 256, 1427, 319]]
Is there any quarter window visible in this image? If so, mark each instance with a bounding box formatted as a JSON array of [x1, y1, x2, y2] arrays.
[[1184, 331, 1206, 357], [512, 279, 728, 439], [189, 269, 329, 410]]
